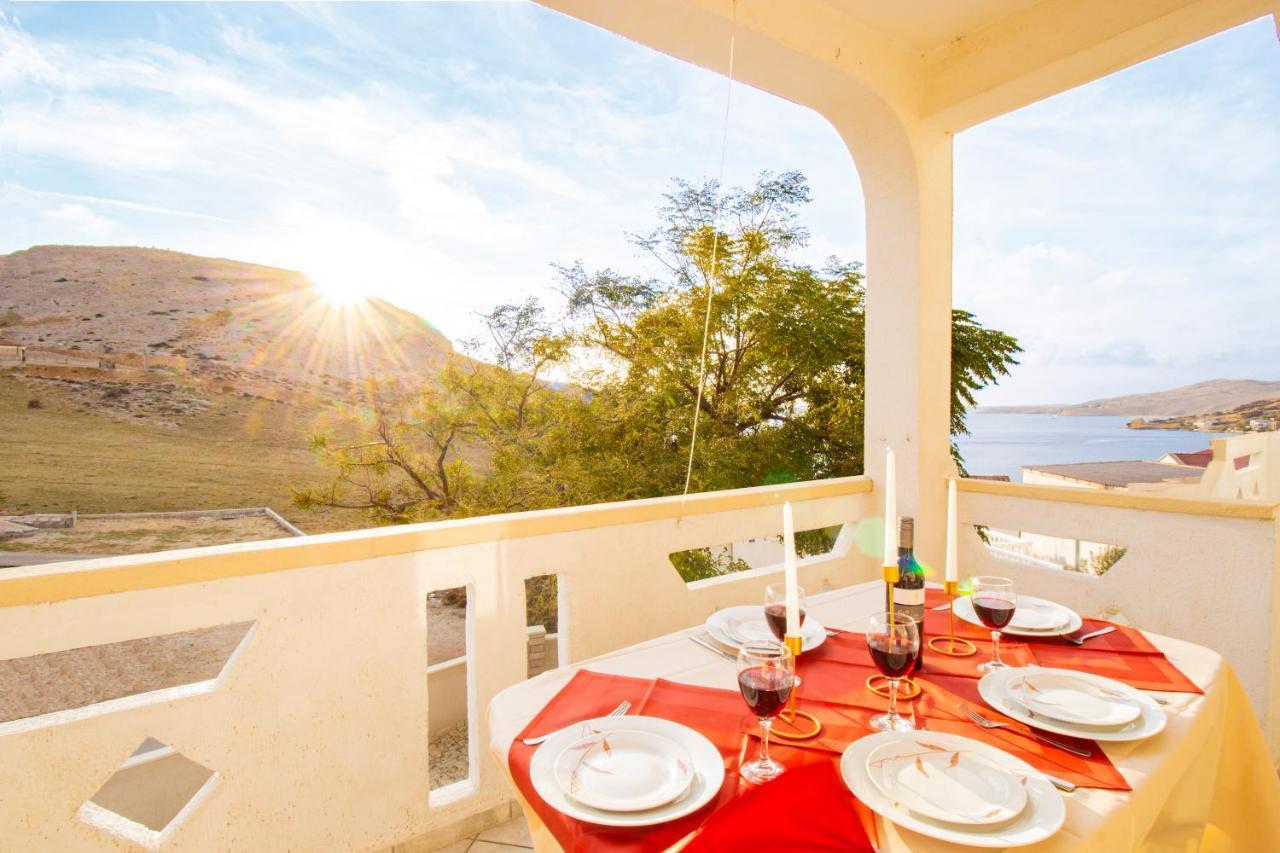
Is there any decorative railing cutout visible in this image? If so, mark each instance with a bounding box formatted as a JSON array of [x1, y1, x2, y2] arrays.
[[427, 586, 470, 792], [78, 738, 217, 850], [668, 525, 844, 583], [525, 574, 560, 678], [983, 527, 1127, 576], [0, 622, 254, 731]]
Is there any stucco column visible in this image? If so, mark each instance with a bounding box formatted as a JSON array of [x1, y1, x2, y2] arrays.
[[852, 123, 955, 567]]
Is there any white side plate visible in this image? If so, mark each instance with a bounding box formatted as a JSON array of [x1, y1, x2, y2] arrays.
[[530, 715, 724, 828], [955, 595, 1082, 638], [841, 731, 1065, 848], [979, 667, 1167, 742], [553, 730, 694, 812], [706, 605, 826, 652], [866, 737, 1028, 826], [1012, 670, 1142, 727]]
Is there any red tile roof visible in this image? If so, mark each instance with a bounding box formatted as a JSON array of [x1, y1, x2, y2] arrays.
[[1165, 449, 1248, 469]]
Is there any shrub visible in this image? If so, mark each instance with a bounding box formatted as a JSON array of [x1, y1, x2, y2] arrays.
[[0, 309, 22, 327], [26, 398, 43, 409]]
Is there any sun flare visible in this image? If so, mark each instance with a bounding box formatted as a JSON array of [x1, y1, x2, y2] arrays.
[[309, 270, 369, 307]]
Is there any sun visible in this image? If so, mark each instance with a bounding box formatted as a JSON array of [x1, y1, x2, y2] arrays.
[[307, 269, 369, 307]]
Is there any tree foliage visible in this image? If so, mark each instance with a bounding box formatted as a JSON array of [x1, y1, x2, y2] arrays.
[[296, 171, 1021, 527]]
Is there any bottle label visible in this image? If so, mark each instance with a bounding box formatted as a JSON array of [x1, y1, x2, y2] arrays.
[[894, 588, 925, 606]]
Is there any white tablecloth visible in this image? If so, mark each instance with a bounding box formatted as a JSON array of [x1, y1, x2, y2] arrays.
[[488, 581, 1280, 851]]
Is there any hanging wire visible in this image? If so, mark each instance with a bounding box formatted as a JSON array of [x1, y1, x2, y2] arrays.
[[681, 9, 736, 497]]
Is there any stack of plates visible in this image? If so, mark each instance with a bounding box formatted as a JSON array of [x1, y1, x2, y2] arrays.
[[955, 594, 1082, 637], [705, 605, 827, 652], [979, 667, 1167, 742], [841, 731, 1065, 846], [529, 715, 725, 827]]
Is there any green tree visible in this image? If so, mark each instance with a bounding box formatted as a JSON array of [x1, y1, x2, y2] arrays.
[[297, 171, 1020, 525]]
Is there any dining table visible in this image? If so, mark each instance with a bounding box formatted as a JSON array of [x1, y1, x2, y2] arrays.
[[486, 580, 1280, 851]]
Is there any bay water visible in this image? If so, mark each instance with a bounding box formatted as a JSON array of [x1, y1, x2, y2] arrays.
[[955, 412, 1232, 482]]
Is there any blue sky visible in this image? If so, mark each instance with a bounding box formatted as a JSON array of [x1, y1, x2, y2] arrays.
[[1, 2, 1276, 404]]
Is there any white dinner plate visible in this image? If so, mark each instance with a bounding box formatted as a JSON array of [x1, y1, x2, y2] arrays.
[[1012, 670, 1142, 727], [979, 666, 1167, 742], [955, 595, 1083, 638], [1007, 600, 1070, 632], [841, 731, 1065, 848], [866, 737, 1027, 826], [553, 730, 694, 812], [706, 605, 826, 652], [530, 715, 724, 828]]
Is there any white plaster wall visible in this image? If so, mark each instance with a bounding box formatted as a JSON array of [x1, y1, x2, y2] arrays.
[[0, 482, 875, 850]]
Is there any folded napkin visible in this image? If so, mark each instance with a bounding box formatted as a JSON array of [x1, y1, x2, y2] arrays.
[[685, 762, 875, 853]]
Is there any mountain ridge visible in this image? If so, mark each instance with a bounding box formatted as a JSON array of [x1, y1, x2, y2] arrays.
[[982, 379, 1280, 418]]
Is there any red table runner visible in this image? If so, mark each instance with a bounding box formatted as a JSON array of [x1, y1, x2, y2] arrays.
[[918, 588, 1203, 693], [508, 596, 1200, 850], [508, 671, 879, 852]]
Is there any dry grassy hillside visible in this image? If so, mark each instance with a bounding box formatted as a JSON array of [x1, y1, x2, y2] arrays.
[[0, 245, 453, 533]]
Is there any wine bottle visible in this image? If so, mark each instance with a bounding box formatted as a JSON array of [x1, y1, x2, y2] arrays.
[[885, 517, 926, 671]]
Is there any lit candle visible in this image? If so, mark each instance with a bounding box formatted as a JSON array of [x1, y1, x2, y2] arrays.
[[945, 477, 958, 582], [783, 501, 799, 637], [883, 447, 897, 565]]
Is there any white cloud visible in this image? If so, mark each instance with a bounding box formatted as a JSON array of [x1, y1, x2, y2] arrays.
[[41, 203, 117, 238]]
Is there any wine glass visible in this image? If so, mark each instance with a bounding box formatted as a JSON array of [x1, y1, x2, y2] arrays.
[[971, 575, 1016, 673], [736, 639, 795, 783], [867, 611, 919, 732], [764, 582, 806, 641]]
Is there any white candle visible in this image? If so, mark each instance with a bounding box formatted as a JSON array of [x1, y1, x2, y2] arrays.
[[945, 477, 958, 582], [782, 501, 799, 637], [883, 447, 897, 565]]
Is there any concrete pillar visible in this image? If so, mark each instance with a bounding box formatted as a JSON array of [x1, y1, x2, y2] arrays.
[[844, 119, 955, 567]]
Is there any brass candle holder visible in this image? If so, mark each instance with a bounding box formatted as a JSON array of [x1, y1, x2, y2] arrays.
[[772, 633, 822, 741], [866, 563, 921, 700], [927, 580, 977, 657]]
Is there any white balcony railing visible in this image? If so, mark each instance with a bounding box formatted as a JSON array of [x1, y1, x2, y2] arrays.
[[0, 476, 876, 851]]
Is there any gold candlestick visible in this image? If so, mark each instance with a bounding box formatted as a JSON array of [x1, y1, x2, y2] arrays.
[[772, 633, 821, 741], [928, 580, 977, 656]]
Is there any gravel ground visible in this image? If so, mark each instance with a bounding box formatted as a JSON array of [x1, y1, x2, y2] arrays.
[[429, 724, 469, 788]]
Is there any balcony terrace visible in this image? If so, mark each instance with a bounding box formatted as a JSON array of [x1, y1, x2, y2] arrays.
[[3, 1, 1280, 850]]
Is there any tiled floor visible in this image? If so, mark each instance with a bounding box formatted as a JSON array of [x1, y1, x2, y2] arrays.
[[433, 817, 533, 852]]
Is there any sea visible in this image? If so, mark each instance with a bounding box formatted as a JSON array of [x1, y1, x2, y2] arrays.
[[955, 412, 1232, 482]]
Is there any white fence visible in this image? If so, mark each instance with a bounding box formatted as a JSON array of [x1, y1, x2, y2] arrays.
[[0, 477, 876, 851]]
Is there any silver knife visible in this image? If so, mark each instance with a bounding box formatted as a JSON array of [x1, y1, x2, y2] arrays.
[[689, 635, 736, 661]]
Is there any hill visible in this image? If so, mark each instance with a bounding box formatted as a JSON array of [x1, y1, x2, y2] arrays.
[[1130, 397, 1280, 432], [983, 379, 1280, 417], [0, 245, 455, 531]]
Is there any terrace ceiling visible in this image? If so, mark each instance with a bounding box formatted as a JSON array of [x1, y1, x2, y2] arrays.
[[540, 0, 1278, 130]]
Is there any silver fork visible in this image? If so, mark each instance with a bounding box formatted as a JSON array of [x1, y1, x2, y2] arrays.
[[521, 700, 632, 746], [961, 705, 1093, 758], [1065, 626, 1116, 646]]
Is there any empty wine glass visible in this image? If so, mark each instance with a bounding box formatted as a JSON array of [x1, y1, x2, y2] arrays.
[[971, 575, 1016, 673], [764, 582, 806, 641], [867, 610, 920, 732], [736, 639, 795, 783]]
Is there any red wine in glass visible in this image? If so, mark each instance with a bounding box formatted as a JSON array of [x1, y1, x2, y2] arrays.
[[973, 596, 1016, 630], [764, 603, 806, 640], [738, 665, 793, 719], [868, 641, 915, 679]]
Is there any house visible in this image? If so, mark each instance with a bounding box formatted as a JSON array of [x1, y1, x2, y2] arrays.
[[1158, 448, 1248, 470], [1021, 460, 1204, 491]]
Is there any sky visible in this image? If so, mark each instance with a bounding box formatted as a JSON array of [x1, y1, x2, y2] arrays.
[[1, 2, 1276, 405]]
